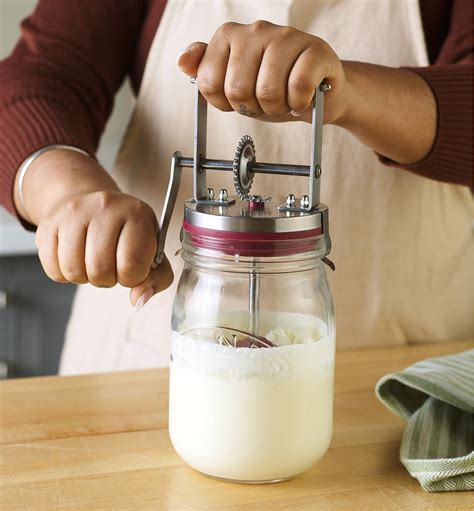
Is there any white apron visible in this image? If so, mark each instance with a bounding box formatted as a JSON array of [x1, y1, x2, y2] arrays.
[[60, 0, 473, 374]]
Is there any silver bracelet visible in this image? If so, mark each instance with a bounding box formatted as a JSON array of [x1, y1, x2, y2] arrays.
[[18, 144, 91, 213]]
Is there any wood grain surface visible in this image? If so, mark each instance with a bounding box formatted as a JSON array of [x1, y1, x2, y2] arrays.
[[1, 340, 472, 511]]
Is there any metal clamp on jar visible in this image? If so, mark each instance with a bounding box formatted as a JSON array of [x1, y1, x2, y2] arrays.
[[159, 83, 336, 483]]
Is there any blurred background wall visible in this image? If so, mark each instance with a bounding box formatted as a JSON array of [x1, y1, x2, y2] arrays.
[[0, 0, 134, 377]]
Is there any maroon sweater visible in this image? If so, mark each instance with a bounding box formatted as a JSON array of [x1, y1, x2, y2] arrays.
[[0, 0, 472, 219]]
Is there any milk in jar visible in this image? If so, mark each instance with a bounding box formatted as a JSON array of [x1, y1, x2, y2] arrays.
[[169, 313, 335, 482]]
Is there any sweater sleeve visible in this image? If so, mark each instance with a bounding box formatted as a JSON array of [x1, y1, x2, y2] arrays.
[[380, 0, 473, 188], [0, 0, 147, 217]]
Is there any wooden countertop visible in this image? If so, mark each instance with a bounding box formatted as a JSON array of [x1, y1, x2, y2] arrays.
[[1, 340, 472, 511]]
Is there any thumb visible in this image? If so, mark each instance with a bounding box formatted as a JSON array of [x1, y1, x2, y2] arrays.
[[177, 41, 208, 77], [130, 256, 174, 310]]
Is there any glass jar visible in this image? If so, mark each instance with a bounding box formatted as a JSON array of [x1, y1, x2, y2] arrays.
[[169, 199, 335, 483]]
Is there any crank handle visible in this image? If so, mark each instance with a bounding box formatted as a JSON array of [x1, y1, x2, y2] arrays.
[[153, 151, 183, 267]]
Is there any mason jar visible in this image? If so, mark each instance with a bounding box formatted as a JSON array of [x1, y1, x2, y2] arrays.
[[168, 197, 336, 483]]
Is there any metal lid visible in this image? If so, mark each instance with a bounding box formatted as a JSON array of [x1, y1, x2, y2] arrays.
[[184, 197, 328, 234]]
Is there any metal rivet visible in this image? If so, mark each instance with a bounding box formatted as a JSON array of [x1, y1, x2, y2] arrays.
[[301, 195, 310, 208], [286, 194, 296, 207], [206, 188, 214, 200], [315, 164, 322, 178], [218, 188, 228, 202], [320, 82, 331, 93]]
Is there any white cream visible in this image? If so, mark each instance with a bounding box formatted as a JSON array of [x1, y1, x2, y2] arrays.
[[169, 313, 335, 482]]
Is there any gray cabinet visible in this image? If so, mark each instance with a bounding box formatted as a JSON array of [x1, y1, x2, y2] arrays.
[[0, 255, 76, 378]]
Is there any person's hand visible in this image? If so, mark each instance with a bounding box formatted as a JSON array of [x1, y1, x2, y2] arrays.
[[177, 20, 348, 124], [35, 190, 173, 307], [15, 149, 173, 307]]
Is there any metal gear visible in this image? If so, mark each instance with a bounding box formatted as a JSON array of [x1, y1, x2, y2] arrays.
[[232, 135, 256, 200]]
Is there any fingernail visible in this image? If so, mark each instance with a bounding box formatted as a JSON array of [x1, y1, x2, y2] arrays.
[[176, 46, 192, 66], [134, 287, 153, 313], [290, 110, 302, 117]]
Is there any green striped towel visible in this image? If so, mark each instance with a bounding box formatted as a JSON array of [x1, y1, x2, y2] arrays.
[[376, 348, 474, 492]]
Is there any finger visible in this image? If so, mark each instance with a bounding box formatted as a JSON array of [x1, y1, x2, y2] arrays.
[[256, 40, 303, 115], [116, 219, 157, 288], [197, 26, 233, 111], [287, 46, 328, 113], [84, 219, 121, 288], [130, 256, 174, 308], [56, 222, 88, 284], [36, 225, 67, 283], [224, 39, 264, 117], [177, 41, 207, 77]]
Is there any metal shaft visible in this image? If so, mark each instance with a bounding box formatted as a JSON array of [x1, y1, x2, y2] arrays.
[[248, 268, 260, 336], [177, 157, 310, 177]]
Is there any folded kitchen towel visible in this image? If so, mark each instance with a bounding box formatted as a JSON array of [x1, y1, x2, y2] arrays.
[[376, 348, 474, 492]]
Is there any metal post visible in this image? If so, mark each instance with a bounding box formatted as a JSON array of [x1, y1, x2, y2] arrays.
[[308, 86, 324, 210], [193, 88, 207, 201]]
